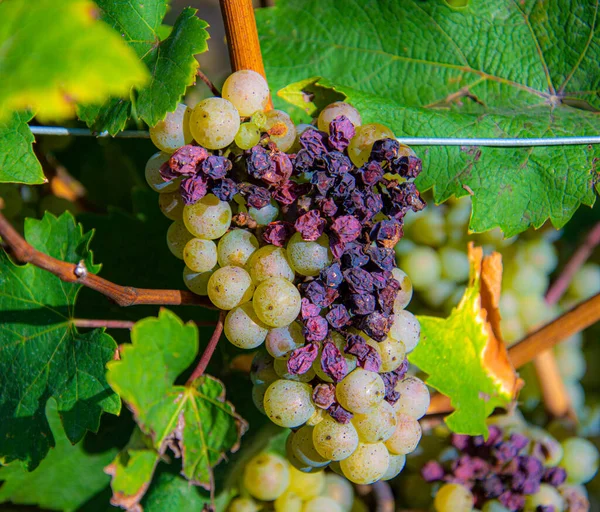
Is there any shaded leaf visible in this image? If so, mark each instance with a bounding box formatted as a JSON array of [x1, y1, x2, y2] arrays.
[[0, 111, 44, 184], [409, 244, 522, 435], [0, 0, 148, 121], [107, 309, 248, 489], [79, 3, 209, 134], [258, 0, 600, 236], [0, 212, 120, 469]]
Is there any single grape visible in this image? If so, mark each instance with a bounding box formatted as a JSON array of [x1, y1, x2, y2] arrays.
[[382, 453, 406, 481], [274, 491, 302, 512], [189, 97, 240, 150], [347, 123, 395, 167], [422, 280, 458, 309], [149, 103, 193, 153], [274, 353, 315, 383], [391, 267, 413, 311], [224, 302, 269, 349], [398, 246, 442, 291], [253, 277, 301, 327], [499, 290, 520, 319], [183, 193, 232, 240], [408, 210, 447, 247], [336, 368, 385, 414], [302, 497, 344, 512], [501, 316, 525, 345], [242, 452, 290, 501], [182, 265, 217, 295], [227, 497, 259, 512], [287, 465, 325, 500], [560, 437, 599, 484], [290, 425, 331, 467], [352, 400, 397, 443], [250, 111, 267, 130], [313, 331, 357, 382], [481, 501, 511, 512], [433, 483, 474, 512], [555, 342, 586, 381], [340, 442, 389, 485], [145, 152, 179, 193], [222, 70, 270, 117], [247, 245, 295, 283], [264, 109, 297, 152], [504, 262, 549, 297], [166, 220, 194, 259], [287, 232, 332, 277], [522, 238, 558, 274], [250, 349, 278, 385], [393, 376, 430, 419], [439, 246, 470, 283], [264, 380, 315, 428], [312, 416, 359, 461], [384, 412, 422, 455], [265, 322, 305, 358], [517, 294, 555, 331], [252, 382, 269, 414], [286, 430, 328, 472], [207, 266, 254, 310], [158, 191, 184, 220], [388, 310, 420, 352], [183, 238, 218, 273], [317, 102, 362, 133], [235, 122, 261, 150], [377, 336, 406, 372], [568, 263, 600, 300], [321, 473, 354, 511], [217, 229, 259, 267], [248, 200, 279, 225], [524, 484, 565, 512]]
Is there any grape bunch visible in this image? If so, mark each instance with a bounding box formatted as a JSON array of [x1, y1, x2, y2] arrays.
[[227, 450, 363, 512], [144, 69, 430, 485]]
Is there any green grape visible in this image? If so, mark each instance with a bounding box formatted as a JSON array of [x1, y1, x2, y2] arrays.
[[398, 246, 442, 291], [391, 267, 413, 311], [242, 452, 290, 501], [340, 442, 389, 485], [149, 103, 193, 153], [312, 416, 359, 461], [265, 322, 305, 358], [336, 368, 385, 414], [274, 491, 303, 512], [274, 353, 315, 382], [393, 376, 430, 419], [183, 238, 218, 273], [384, 412, 422, 455], [0, 184, 24, 218], [253, 277, 301, 327], [565, 380, 585, 414], [499, 290, 520, 319], [439, 246, 470, 283], [222, 70, 270, 117], [287, 232, 332, 277], [501, 316, 525, 345], [235, 122, 261, 150], [321, 473, 354, 511], [347, 123, 395, 167], [388, 310, 420, 352], [287, 465, 325, 499], [524, 484, 565, 512], [286, 431, 328, 472], [382, 452, 406, 480], [481, 501, 510, 512], [313, 331, 357, 382], [433, 483, 474, 512], [290, 425, 331, 467], [264, 380, 315, 428], [422, 280, 457, 309], [352, 400, 397, 443], [568, 263, 600, 300], [145, 152, 179, 193], [248, 200, 279, 225], [183, 193, 232, 239], [227, 497, 259, 512], [224, 302, 268, 349], [317, 102, 362, 133], [302, 497, 344, 512], [505, 263, 549, 297], [158, 191, 184, 220], [252, 382, 270, 414], [250, 349, 278, 385], [166, 220, 194, 259], [207, 265, 254, 310], [555, 342, 586, 381], [247, 245, 295, 284], [250, 111, 267, 130], [560, 437, 599, 484], [264, 109, 297, 152], [217, 229, 259, 267], [182, 265, 217, 295], [408, 210, 447, 247], [522, 238, 558, 273], [189, 97, 240, 149], [377, 336, 406, 372], [517, 294, 555, 331]]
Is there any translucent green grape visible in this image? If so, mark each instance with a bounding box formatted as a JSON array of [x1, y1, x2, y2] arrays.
[[224, 302, 268, 349], [183, 193, 232, 239], [189, 97, 240, 150], [287, 232, 332, 277], [253, 277, 301, 327], [207, 265, 254, 310]]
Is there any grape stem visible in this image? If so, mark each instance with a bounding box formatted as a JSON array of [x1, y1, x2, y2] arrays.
[[186, 310, 226, 384], [0, 211, 215, 309], [196, 69, 221, 97]]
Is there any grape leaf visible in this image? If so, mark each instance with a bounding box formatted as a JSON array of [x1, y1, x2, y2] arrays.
[[409, 245, 522, 435], [78, 2, 209, 134], [0, 400, 117, 512], [106, 309, 248, 488], [257, 0, 600, 236], [0, 0, 148, 122], [0, 212, 120, 469], [0, 111, 44, 185]]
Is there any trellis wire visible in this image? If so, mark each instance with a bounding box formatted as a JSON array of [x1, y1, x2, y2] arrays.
[[29, 126, 600, 147]]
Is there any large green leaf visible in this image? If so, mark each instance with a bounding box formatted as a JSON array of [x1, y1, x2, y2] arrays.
[[0, 111, 44, 185], [0, 0, 148, 122], [106, 309, 248, 489], [79, 2, 209, 134], [257, 0, 600, 236], [0, 400, 117, 512], [0, 212, 120, 469]]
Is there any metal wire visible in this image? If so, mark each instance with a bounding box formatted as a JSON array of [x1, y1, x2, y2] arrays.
[[29, 126, 600, 147]]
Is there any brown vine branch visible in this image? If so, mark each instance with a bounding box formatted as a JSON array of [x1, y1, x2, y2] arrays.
[[0, 211, 214, 309], [187, 311, 226, 384], [197, 69, 221, 97], [73, 319, 135, 330]]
